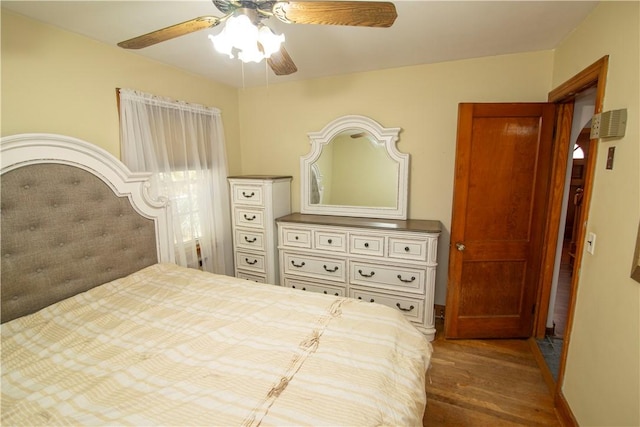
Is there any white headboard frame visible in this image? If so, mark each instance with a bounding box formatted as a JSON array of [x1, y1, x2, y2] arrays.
[[1, 133, 174, 264]]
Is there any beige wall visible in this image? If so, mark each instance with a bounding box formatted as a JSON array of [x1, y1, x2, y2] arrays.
[[552, 2, 640, 425], [238, 50, 554, 303], [1, 10, 242, 174]]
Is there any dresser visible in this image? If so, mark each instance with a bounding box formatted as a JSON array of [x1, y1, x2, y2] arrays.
[[228, 176, 292, 284], [276, 213, 441, 340]]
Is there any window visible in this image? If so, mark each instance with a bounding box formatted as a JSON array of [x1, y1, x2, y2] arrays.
[[158, 170, 202, 243], [118, 88, 233, 274]]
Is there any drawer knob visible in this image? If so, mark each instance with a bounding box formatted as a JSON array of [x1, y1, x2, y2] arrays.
[[291, 260, 306, 268], [295, 236, 299, 240], [397, 274, 416, 283], [242, 191, 255, 198], [292, 285, 307, 291], [404, 246, 410, 252], [396, 303, 415, 312], [358, 297, 375, 303], [244, 236, 257, 243], [358, 269, 375, 278], [323, 265, 339, 273], [364, 242, 369, 248], [245, 258, 258, 265], [327, 239, 333, 244], [243, 214, 256, 221]]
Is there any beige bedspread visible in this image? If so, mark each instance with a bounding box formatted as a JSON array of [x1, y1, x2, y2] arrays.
[[1, 263, 432, 426]]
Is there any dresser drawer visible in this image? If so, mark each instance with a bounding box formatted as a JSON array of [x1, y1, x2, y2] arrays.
[[231, 184, 264, 206], [237, 271, 267, 283], [388, 237, 428, 262], [350, 288, 425, 324], [350, 261, 426, 294], [235, 251, 266, 273], [315, 230, 347, 253], [235, 229, 265, 251], [235, 208, 265, 229], [280, 226, 312, 248], [282, 252, 346, 283], [350, 234, 385, 257], [284, 277, 345, 297]]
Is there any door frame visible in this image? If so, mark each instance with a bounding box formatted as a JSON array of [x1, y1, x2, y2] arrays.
[[533, 56, 608, 422]]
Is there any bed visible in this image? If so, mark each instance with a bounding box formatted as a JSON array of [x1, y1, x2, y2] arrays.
[[1, 133, 432, 426]]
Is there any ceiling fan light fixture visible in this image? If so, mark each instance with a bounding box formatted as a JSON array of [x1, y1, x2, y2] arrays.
[[119, 1, 398, 76], [208, 14, 284, 64]]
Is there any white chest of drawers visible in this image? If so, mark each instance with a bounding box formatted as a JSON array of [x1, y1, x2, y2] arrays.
[[276, 213, 441, 340], [228, 176, 291, 284]]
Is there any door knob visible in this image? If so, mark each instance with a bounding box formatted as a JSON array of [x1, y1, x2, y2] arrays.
[[456, 242, 466, 251]]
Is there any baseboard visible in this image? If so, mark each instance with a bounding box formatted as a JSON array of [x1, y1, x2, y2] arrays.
[[555, 390, 578, 427], [434, 304, 445, 321], [529, 338, 578, 427]]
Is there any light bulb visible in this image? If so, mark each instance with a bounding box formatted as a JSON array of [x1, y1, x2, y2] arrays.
[[209, 15, 285, 64], [239, 45, 265, 63], [227, 15, 259, 51], [209, 32, 234, 58], [258, 25, 285, 58]]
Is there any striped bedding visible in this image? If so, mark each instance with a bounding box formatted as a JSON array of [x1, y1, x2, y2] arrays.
[[1, 263, 432, 426]]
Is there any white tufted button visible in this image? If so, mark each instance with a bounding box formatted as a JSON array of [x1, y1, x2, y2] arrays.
[[79, 219, 85, 224], [84, 255, 89, 260], [36, 268, 42, 273], [102, 233, 108, 238], [23, 184, 30, 189], [59, 242, 64, 247], [29, 226, 36, 231], [12, 295, 18, 301]]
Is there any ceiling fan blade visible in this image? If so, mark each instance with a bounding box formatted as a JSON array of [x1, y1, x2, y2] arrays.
[[273, 1, 397, 27], [212, 0, 237, 15], [267, 46, 298, 76], [118, 16, 221, 49]]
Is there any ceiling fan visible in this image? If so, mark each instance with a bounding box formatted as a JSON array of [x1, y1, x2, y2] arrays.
[[118, 0, 397, 76]]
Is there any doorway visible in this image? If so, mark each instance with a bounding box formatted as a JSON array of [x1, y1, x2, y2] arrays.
[[537, 88, 596, 381], [532, 58, 608, 423]]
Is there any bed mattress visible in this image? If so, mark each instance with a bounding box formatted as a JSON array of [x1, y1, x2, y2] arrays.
[[1, 263, 431, 426]]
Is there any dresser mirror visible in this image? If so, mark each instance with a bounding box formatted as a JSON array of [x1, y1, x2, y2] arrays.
[[301, 115, 408, 219]]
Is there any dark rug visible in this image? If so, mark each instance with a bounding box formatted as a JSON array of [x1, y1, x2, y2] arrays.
[[536, 336, 564, 381]]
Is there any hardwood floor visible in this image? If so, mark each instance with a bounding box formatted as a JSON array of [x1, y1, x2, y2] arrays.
[[423, 320, 560, 426], [553, 240, 573, 337]]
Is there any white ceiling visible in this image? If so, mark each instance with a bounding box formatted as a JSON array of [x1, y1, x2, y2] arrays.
[[2, 0, 599, 88]]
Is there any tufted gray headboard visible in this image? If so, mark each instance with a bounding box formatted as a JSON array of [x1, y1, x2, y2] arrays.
[[1, 134, 174, 323]]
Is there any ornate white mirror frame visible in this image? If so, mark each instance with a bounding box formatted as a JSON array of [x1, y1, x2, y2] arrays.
[[300, 115, 409, 220]]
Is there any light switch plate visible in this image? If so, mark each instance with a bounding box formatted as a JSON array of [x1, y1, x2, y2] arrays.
[[586, 232, 596, 255], [606, 146, 615, 169]]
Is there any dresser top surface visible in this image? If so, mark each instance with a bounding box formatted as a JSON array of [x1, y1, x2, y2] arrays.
[[276, 213, 441, 234], [228, 175, 292, 181]]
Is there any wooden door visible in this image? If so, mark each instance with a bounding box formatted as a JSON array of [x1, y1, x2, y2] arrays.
[[445, 103, 556, 339]]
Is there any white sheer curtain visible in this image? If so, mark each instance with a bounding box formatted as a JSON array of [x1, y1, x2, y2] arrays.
[[119, 88, 233, 275]]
